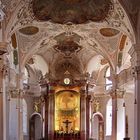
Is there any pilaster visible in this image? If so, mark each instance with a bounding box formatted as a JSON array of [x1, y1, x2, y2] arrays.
[[48, 85, 55, 140], [128, 44, 140, 140], [80, 87, 87, 140], [0, 42, 8, 140]]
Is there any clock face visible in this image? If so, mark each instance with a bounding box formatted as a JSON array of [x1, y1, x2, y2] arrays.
[[64, 78, 70, 85]]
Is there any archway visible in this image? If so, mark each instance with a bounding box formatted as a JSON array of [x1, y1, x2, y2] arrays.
[[29, 113, 43, 140], [91, 112, 104, 140]]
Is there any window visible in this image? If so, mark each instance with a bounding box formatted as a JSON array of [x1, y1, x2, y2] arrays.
[[64, 78, 70, 85], [105, 67, 112, 90], [23, 67, 29, 84], [106, 99, 112, 136]]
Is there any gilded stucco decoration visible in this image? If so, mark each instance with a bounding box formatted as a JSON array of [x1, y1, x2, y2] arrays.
[[32, 0, 113, 24], [54, 41, 82, 57]]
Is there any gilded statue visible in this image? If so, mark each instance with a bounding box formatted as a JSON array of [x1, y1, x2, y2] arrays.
[[33, 95, 45, 112], [93, 100, 100, 112], [34, 102, 40, 112]]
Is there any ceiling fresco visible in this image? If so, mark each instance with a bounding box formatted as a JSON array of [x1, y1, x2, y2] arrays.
[[19, 26, 39, 35], [100, 28, 120, 37], [32, 0, 113, 24]]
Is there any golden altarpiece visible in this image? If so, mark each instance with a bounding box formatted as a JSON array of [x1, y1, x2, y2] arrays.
[[38, 76, 92, 140]]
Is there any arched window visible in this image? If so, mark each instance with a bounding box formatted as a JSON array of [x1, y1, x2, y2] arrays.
[[23, 99, 27, 135], [106, 99, 112, 136], [105, 67, 112, 90], [23, 67, 29, 84]]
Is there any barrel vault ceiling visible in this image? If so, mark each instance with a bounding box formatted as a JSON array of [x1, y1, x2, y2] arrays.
[[3, 0, 133, 83]]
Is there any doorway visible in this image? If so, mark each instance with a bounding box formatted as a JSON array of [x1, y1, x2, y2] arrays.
[[29, 113, 43, 140], [91, 112, 104, 140]]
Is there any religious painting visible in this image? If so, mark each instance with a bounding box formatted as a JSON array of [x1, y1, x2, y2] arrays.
[[55, 90, 80, 133]]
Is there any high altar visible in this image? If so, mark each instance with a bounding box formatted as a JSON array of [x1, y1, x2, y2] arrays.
[[40, 78, 91, 140]]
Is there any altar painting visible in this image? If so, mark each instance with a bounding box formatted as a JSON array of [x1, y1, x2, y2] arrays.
[[55, 90, 80, 133]]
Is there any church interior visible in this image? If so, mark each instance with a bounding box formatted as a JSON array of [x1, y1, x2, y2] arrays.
[[0, 0, 140, 140]]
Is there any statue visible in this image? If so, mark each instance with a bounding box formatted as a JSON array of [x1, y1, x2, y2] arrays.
[[93, 100, 100, 112], [33, 95, 45, 112], [34, 102, 40, 113]]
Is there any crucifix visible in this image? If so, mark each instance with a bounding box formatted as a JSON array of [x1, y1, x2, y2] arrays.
[[63, 119, 72, 133]]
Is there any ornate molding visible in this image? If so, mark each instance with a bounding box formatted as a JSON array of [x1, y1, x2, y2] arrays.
[[8, 88, 24, 99], [0, 42, 7, 55], [132, 66, 140, 77], [109, 89, 125, 99]]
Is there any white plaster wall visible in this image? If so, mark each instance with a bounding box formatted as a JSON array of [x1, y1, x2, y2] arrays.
[[23, 96, 34, 140], [124, 93, 134, 140], [9, 98, 18, 140], [117, 99, 125, 140], [92, 116, 99, 140]]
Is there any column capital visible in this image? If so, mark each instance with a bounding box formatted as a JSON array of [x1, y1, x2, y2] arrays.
[[131, 66, 140, 79], [109, 89, 125, 99], [128, 44, 140, 66]]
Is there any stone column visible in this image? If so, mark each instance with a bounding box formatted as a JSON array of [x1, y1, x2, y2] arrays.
[[129, 45, 140, 140], [80, 88, 87, 140], [48, 85, 55, 140]]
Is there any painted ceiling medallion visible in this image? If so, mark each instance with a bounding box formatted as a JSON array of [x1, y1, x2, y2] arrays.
[[32, 0, 112, 24], [100, 28, 120, 37], [19, 26, 39, 35]]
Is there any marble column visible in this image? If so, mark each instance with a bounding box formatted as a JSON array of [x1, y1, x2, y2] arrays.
[[48, 87, 55, 140], [89, 98, 92, 138], [129, 45, 140, 140], [86, 95, 91, 140], [80, 88, 87, 140]]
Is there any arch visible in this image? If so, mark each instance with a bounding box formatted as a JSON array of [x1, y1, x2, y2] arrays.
[[105, 67, 112, 90], [29, 113, 43, 140], [86, 55, 103, 75], [91, 112, 104, 140], [23, 67, 29, 84], [29, 55, 49, 76]]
